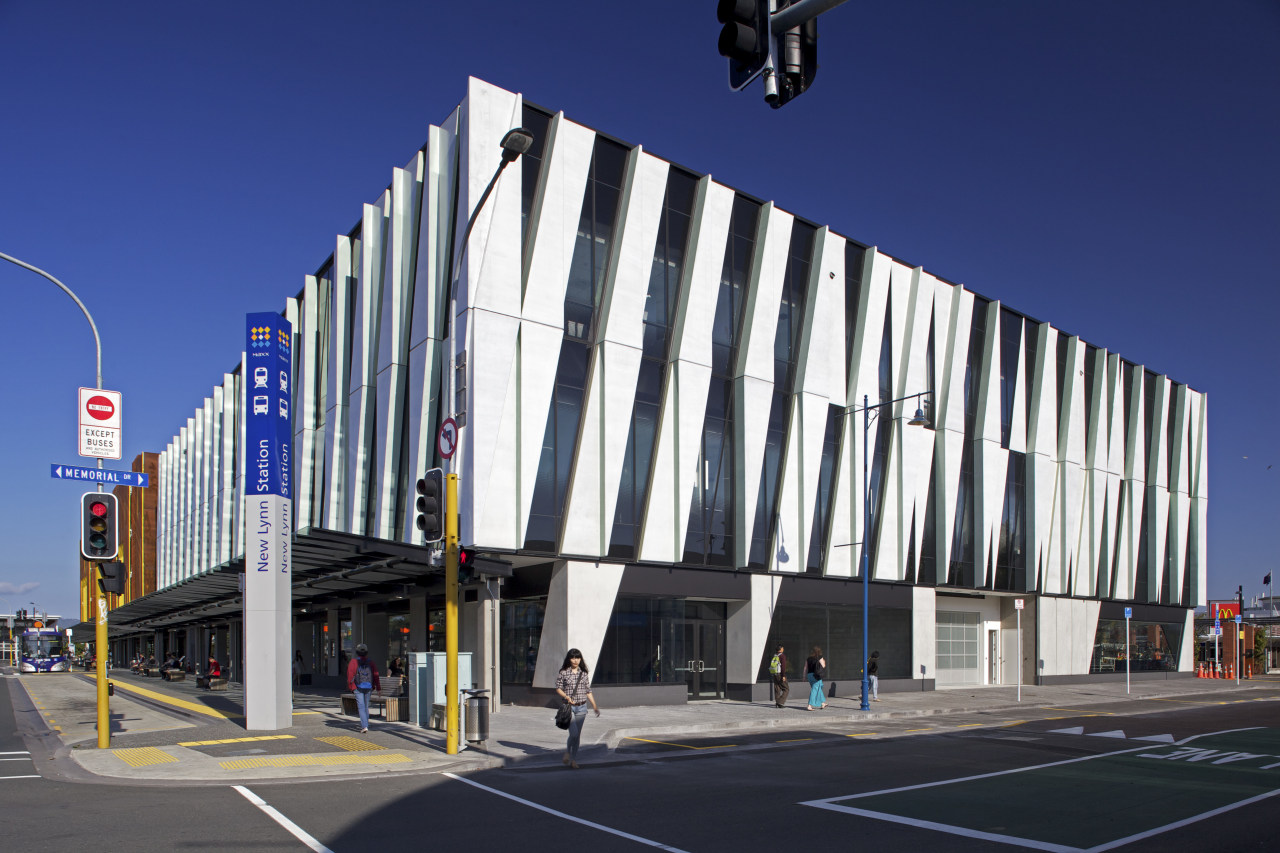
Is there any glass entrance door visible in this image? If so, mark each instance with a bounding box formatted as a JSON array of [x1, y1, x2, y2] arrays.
[[661, 603, 726, 700]]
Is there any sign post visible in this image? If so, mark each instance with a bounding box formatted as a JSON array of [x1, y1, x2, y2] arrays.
[[243, 313, 294, 730], [1236, 615, 1243, 685], [1124, 606, 1132, 694], [1215, 617, 1221, 676], [1014, 599, 1024, 702]]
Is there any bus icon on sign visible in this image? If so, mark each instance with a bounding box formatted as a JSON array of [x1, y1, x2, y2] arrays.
[[253, 395, 268, 415]]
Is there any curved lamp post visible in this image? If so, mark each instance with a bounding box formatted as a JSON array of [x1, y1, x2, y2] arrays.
[[845, 391, 931, 711], [443, 126, 533, 756]]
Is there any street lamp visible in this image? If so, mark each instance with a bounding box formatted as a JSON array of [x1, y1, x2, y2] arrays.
[[845, 390, 932, 711], [448, 127, 535, 289], [442, 125, 534, 756]]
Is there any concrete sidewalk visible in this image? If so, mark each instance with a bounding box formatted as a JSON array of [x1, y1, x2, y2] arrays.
[[8, 667, 1274, 785]]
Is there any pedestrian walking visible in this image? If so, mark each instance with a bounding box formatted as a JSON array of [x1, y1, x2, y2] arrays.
[[555, 648, 600, 768], [769, 643, 789, 708], [346, 643, 381, 733], [804, 646, 827, 710], [867, 650, 880, 701]]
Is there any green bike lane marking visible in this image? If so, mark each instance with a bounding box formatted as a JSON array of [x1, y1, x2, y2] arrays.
[[803, 727, 1280, 852]]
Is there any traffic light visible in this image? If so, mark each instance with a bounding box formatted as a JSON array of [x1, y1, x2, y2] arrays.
[[98, 561, 127, 595], [415, 468, 445, 543], [457, 547, 477, 584], [81, 492, 119, 561], [457, 547, 513, 585], [718, 0, 771, 91], [769, 1, 817, 109]]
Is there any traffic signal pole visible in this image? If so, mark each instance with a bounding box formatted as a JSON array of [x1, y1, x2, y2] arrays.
[[1, 251, 114, 748], [95, 580, 109, 747], [445, 473, 460, 755]]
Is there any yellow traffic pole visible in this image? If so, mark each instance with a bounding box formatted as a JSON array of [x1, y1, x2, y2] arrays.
[[445, 472, 460, 755], [95, 575, 110, 748]]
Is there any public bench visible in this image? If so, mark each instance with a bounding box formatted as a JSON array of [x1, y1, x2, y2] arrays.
[[162, 669, 186, 682], [339, 676, 407, 722]]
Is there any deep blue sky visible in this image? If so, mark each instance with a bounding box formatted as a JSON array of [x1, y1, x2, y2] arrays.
[[1, 1, 1276, 622]]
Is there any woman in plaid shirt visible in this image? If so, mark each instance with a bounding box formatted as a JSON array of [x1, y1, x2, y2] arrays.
[[555, 648, 600, 769]]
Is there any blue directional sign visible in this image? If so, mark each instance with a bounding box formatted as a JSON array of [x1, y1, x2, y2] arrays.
[[1124, 607, 1132, 619], [1236, 615, 1243, 625], [51, 463, 149, 488], [246, 312, 292, 499]]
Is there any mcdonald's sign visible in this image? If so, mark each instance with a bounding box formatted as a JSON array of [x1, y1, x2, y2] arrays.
[[1210, 601, 1239, 621]]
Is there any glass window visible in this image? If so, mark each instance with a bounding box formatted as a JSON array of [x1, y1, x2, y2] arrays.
[[519, 105, 554, 251], [500, 601, 545, 684], [1089, 618, 1180, 673], [994, 452, 1027, 590], [759, 602, 911, 682], [999, 308, 1020, 449], [806, 405, 842, 573], [525, 138, 628, 553], [687, 196, 759, 566], [609, 169, 696, 560]]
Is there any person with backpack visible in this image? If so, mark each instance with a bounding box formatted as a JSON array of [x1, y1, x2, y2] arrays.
[[346, 643, 381, 733], [769, 643, 789, 708], [867, 650, 881, 701]]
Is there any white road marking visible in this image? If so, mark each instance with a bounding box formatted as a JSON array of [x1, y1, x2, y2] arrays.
[[233, 785, 334, 853], [444, 772, 691, 852], [805, 726, 1280, 852], [0, 776, 42, 780], [0, 751, 31, 755]]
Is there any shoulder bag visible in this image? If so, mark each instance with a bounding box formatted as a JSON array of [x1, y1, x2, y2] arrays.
[[554, 671, 584, 729]]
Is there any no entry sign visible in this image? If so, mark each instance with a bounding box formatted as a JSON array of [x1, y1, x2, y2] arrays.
[[79, 387, 122, 459]]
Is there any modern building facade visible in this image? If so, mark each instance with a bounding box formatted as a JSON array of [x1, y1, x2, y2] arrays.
[[113, 78, 1207, 704]]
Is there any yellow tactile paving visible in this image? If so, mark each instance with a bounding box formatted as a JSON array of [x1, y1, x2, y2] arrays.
[[219, 753, 410, 770], [178, 735, 296, 747], [113, 747, 179, 768], [316, 735, 386, 752], [100, 677, 241, 719]]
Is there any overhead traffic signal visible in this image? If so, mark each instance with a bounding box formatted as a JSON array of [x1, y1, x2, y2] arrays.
[[97, 561, 127, 595], [717, 0, 771, 91], [81, 492, 119, 561], [769, 1, 817, 109], [415, 468, 444, 543]]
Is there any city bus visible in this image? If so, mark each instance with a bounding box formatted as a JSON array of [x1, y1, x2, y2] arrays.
[[19, 629, 70, 673]]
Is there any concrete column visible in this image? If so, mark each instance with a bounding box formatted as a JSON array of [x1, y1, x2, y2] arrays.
[[325, 609, 340, 676], [228, 622, 242, 683], [409, 595, 428, 655], [364, 611, 389, 672], [352, 603, 367, 648], [533, 560, 624, 689], [911, 586, 936, 682], [153, 631, 165, 664], [214, 628, 229, 672]]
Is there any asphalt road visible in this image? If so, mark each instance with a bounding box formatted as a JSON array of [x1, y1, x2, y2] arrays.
[[4, 673, 1279, 852]]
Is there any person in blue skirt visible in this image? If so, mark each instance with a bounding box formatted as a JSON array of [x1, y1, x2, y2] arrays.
[[804, 646, 827, 710]]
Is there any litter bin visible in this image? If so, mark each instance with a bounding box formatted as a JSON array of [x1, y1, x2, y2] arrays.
[[464, 689, 490, 743]]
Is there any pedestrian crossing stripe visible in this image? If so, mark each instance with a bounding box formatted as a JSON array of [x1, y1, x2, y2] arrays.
[[178, 735, 296, 747], [219, 753, 410, 770], [113, 747, 179, 768], [316, 736, 386, 752]]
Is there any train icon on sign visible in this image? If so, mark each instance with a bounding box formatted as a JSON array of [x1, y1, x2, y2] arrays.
[[254, 366, 269, 388]]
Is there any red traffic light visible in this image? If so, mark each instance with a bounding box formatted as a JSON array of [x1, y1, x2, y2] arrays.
[[89, 500, 109, 517]]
